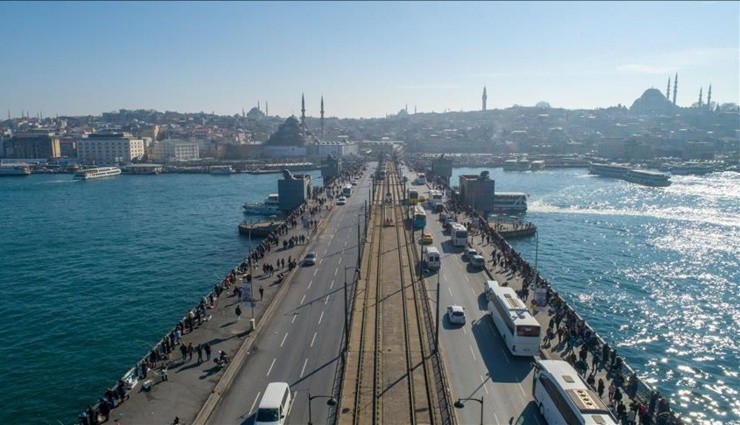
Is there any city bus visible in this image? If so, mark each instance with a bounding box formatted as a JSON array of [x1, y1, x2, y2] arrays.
[[486, 282, 541, 356], [342, 184, 352, 197], [449, 223, 468, 247], [533, 359, 618, 425], [377, 169, 387, 179], [414, 173, 427, 185], [412, 204, 427, 229]]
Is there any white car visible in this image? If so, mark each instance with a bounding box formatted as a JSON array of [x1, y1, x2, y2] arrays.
[[447, 305, 466, 325], [337, 196, 347, 205], [463, 247, 479, 261], [304, 252, 317, 266]]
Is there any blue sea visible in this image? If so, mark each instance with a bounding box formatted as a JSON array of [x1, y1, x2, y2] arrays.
[[0, 168, 737, 424]]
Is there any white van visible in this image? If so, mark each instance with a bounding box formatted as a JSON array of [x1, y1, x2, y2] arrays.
[[423, 246, 441, 271], [255, 382, 293, 425]]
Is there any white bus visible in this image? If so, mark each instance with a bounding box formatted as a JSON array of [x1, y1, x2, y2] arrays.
[[342, 184, 352, 197], [449, 223, 468, 247], [486, 282, 541, 356], [414, 173, 427, 185], [533, 359, 618, 425]]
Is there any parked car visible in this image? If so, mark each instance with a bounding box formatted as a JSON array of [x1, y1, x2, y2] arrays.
[[447, 305, 466, 325], [470, 255, 486, 270], [337, 196, 347, 205], [421, 232, 434, 244]]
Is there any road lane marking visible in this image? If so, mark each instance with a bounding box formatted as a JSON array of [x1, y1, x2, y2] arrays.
[[318, 311, 324, 325], [266, 358, 276, 377], [464, 275, 470, 283], [292, 314, 298, 324], [330, 280, 334, 289], [325, 295, 330, 305], [470, 286, 477, 297], [448, 287, 453, 296], [469, 345, 477, 361], [518, 383, 526, 397], [463, 326, 467, 335], [338, 257, 342, 264], [300, 294, 306, 305], [308, 280, 313, 290], [481, 375, 489, 394], [314, 269, 318, 276], [335, 268, 338, 276], [249, 391, 261, 415], [280, 333, 288, 347], [300, 358, 308, 378], [310, 332, 317, 347]]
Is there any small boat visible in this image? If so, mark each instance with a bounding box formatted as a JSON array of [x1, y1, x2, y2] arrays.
[[243, 194, 282, 215], [530, 160, 545, 171], [74, 166, 122, 180]]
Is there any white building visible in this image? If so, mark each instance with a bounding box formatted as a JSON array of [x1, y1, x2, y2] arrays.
[[77, 132, 145, 164], [152, 139, 200, 162], [310, 141, 358, 157]]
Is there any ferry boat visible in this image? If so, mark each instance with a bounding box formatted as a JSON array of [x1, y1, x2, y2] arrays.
[[503, 159, 531, 171], [243, 194, 281, 215], [73, 166, 122, 180], [623, 170, 671, 187], [530, 160, 545, 171], [0, 163, 31, 176], [588, 163, 630, 178], [493, 192, 528, 213], [209, 165, 234, 175]]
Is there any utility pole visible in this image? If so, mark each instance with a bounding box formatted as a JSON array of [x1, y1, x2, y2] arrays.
[[435, 271, 441, 353]]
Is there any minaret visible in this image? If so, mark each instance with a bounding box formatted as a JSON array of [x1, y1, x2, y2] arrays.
[[301, 93, 306, 128], [673, 73, 678, 105], [258, 100, 261, 111], [482, 86, 488, 111], [265, 101, 269, 116], [320, 96, 325, 140], [698, 87, 703, 107], [242, 107, 245, 118], [706, 85, 712, 109], [666, 77, 671, 100]]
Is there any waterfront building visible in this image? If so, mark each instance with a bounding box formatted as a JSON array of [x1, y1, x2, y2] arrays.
[[278, 169, 311, 213], [310, 141, 357, 158], [77, 132, 145, 165], [320, 155, 341, 181], [2, 131, 61, 159], [151, 139, 200, 162], [459, 171, 495, 213]]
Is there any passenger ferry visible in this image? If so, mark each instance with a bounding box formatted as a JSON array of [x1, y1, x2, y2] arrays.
[[588, 163, 630, 178], [503, 159, 531, 171], [493, 192, 528, 213], [243, 194, 281, 215], [623, 170, 671, 187], [0, 163, 32, 176], [669, 162, 714, 176], [209, 165, 234, 175], [73, 166, 122, 180]]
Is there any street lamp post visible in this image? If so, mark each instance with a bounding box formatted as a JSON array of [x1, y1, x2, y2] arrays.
[[454, 397, 484, 425], [435, 270, 440, 353], [308, 393, 337, 425], [343, 266, 358, 353]]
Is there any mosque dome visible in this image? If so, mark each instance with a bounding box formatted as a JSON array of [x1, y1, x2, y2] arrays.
[[630, 88, 677, 115]]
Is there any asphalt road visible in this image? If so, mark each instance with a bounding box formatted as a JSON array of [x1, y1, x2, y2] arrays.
[[406, 170, 547, 425], [207, 167, 373, 425]]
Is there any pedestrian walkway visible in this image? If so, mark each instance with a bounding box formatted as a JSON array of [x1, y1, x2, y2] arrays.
[[81, 196, 335, 425]]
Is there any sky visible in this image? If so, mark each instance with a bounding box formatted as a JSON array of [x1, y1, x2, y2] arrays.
[[0, 1, 738, 119]]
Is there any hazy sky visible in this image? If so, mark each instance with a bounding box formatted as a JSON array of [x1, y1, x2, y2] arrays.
[[1, 1, 738, 119]]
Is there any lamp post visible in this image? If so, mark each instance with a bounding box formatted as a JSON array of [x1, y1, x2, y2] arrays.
[[435, 270, 440, 353], [533, 228, 539, 287], [454, 397, 484, 425], [343, 266, 358, 353], [308, 393, 337, 425]]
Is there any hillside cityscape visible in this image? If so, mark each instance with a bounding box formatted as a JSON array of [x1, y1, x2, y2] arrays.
[[2, 85, 738, 171]]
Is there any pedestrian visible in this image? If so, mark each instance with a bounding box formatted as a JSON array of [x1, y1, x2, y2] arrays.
[[235, 305, 242, 322], [608, 381, 616, 401], [259, 285, 264, 300], [161, 365, 168, 381], [197, 344, 203, 363], [204, 342, 212, 361], [180, 343, 187, 361], [187, 342, 194, 361], [598, 378, 605, 398]]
